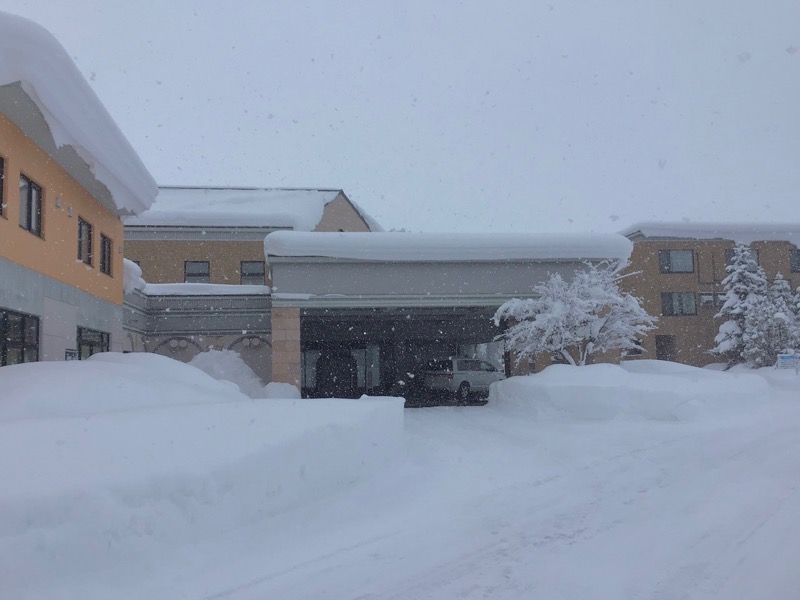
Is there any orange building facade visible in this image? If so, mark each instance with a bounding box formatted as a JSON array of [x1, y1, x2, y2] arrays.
[[0, 14, 156, 366]]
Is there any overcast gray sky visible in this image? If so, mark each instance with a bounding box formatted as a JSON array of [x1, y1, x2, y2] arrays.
[[2, 1, 799, 233]]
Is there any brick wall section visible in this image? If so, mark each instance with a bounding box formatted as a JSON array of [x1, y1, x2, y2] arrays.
[[271, 307, 301, 386]]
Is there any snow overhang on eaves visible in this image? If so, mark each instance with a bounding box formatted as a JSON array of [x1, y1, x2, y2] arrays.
[[0, 12, 157, 216], [124, 187, 344, 229], [620, 222, 800, 245], [264, 231, 633, 263]]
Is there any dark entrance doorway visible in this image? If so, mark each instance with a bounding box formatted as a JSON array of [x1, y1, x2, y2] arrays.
[[299, 306, 503, 402]]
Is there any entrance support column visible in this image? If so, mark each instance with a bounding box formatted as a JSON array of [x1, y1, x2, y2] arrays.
[[271, 307, 301, 387]]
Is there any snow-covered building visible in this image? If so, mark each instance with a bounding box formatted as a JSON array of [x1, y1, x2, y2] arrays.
[[621, 223, 800, 366], [121, 187, 380, 379], [124, 186, 380, 286], [0, 12, 157, 365], [265, 231, 633, 397]]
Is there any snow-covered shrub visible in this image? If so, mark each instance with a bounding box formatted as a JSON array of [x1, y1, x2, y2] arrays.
[[494, 261, 656, 366]]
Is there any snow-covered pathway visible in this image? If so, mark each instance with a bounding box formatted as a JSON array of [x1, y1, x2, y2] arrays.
[[4, 357, 800, 600], [160, 395, 800, 600]]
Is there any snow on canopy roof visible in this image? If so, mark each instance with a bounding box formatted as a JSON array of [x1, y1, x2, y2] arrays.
[[264, 231, 633, 262], [621, 222, 800, 244], [0, 11, 157, 215], [124, 187, 353, 230]]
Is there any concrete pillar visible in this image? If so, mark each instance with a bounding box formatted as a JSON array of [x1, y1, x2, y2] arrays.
[[271, 307, 301, 386]]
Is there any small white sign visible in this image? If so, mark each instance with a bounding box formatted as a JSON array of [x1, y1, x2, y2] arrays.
[[775, 353, 798, 372]]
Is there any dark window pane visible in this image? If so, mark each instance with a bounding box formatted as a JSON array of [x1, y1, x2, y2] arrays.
[[0, 310, 39, 366], [77, 326, 110, 359], [19, 175, 43, 236], [662, 292, 696, 316], [100, 235, 112, 275], [185, 261, 210, 283], [19, 176, 30, 229], [659, 249, 693, 273], [78, 218, 93, 265], [0, 155, 4, 216], [240, 261, 265, 285], [791, 249, 800, 273], [7, 313, 23, 341], [6, 348, 22, 365]]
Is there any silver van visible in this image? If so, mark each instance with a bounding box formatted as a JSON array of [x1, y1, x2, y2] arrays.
[[422, 357, 505, 403]]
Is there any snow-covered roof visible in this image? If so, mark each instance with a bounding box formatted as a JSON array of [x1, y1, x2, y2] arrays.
[[0, 12, 157, 215], [142, 283, 270, 296], [124, 186, 373, 230], [264, 231, 633, 262], [621, 222, 800, 245]]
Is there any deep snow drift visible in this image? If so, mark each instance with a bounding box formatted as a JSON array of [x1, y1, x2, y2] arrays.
[[1, 355, 799, 599]]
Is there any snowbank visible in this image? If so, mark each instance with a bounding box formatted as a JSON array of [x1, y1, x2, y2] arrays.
[[188, 348, 266, 398], [0, 354, 405, 596], [488, 360, 769, 421], [265, 381, 302, 399], [0, 352, 244, 421], [265, 231, 633, 262]]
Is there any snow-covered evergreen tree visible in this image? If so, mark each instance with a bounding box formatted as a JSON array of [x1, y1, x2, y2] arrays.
[[494, 261, 656, 366], [741, 293, 776, 367], [712, 244, 767, 366], [768, 273, 798, 354]]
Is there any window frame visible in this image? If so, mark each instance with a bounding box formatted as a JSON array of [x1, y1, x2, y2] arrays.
[[661, 292, 697, 316], [658, 249, 694, 273], [19, 173, 43, 236], [100, 234, 113, 276], [791, 249, 800, 273], [0, 154, 5, 217], [725, 247, 759, 266], [240, 260, 266, 285], [0, 309, 40, 366], [184, 260, 211, 283], [77, 217, 93, 266], [77, 326, 109, 360]]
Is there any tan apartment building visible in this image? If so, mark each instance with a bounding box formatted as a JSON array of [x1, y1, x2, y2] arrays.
[[621, 223, 800, 366], [0, 13, 156, 366], [124, 187, 379, 286]]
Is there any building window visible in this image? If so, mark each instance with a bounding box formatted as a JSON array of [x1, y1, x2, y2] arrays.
[[0, 155, 5, 217], [19, 174, 42, 236], [661, 292, 697, 316], [791, 249, 800, 273], [658, 249, 694, 273], [100, 234, 112, 275], [240, 261, 265, 285], [77, 218, 93, 265], [699, 293, 725, 307], [184, 261, 210, 283], [725, 247, 759, 266], [1, 309, 39, 366], [77, 327, 109, 360]]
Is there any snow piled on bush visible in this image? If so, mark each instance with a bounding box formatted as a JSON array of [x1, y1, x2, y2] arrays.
[[488, 360, 769, 421], [188, 348, 267, 398]]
